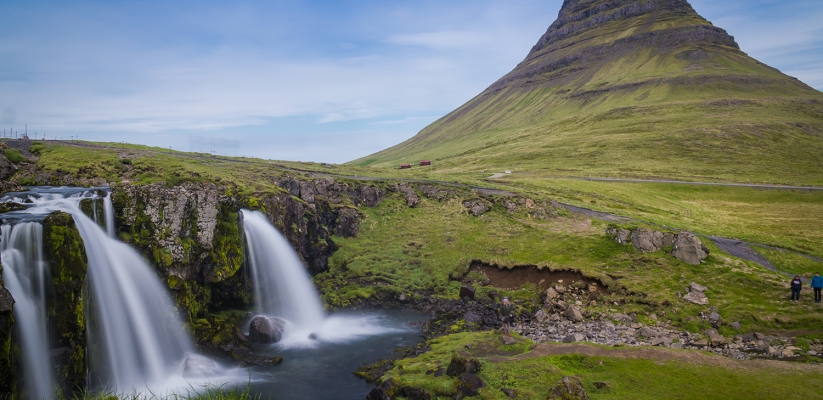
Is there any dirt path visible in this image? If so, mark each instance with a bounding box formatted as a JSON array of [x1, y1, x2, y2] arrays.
[[488, 343, 823, 373], [558, 177, 823, 191]]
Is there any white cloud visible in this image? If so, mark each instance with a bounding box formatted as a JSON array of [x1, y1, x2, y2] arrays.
[[386, 31, 493, 50]]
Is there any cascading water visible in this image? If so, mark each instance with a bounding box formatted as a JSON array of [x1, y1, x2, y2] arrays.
[[241, 209, 404, 348], [1, 188, 243, 396], [0, 222, 55, 400]]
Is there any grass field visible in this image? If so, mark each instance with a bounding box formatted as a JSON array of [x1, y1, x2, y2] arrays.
[[381, 332, 823, 399]]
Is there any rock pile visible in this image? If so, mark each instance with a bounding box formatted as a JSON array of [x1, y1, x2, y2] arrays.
[[682, 282, 709, 305], [607, 227, 709, 264]]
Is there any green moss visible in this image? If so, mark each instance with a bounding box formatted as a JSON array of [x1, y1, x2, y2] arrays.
[[206, 205, 244, 283], [4, 148, 26, 163], [43, 211, 89, 394]]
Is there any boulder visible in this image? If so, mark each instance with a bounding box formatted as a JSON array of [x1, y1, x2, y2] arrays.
[[706, 307, 722, 328], [682, 291, 709, 305], [463, 200, 489, 216], [446, 351, 481, 377], [631, 228, 665, 253], [672, 232, 709, 265], [564, 305, 584, 322], [248, 316, 286, 344], [548, 376, 590, 400], [0, 286, 12, 313], [662, 233, 676, 247], [366, 387, 390, 400], [501, 388, 519, 398], [396, 184, 419, 208], [535, 309, 548, 323], [611, 228, 631, 245], [544, 287, 560, 301], [459, 284, 476, 300]]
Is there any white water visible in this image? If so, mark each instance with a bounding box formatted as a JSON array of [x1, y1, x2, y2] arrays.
[[0, 222, 55, 400], [241, 210, 403, 348], [1, 188, 244, 396]]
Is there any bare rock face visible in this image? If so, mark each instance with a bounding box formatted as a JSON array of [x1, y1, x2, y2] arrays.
[[672, 232, 709, 265], [459, 284, 476, 300], [0, 154, 18, 181], [248, 316, 286, 344], [462, 200, 490, 217]]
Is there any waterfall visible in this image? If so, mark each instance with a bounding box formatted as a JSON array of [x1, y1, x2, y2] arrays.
[[0, 188, 242, 396], [241, 209, 401, 348], [0, 222, 55, 400], [103, 193, 114, 237], [242, 210, 325, 330]]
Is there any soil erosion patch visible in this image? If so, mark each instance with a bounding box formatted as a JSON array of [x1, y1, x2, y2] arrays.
[[468, 261, 608, 293]]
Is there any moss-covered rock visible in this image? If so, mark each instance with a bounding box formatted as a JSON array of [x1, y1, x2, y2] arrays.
[[43, 211, 89, 394]]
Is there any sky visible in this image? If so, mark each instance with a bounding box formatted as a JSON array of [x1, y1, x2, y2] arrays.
[[1, 0, 821, 163]]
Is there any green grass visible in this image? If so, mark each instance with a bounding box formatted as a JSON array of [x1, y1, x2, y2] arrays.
[[56, 382, 258, 400], [382, 332, 823, 399], [317, 187, 823, 333]]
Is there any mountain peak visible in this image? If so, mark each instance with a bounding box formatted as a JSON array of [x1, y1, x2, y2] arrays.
[[352, 1, 823, 185]]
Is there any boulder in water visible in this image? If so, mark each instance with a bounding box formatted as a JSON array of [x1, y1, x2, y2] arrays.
[[182, 353, 218, 378], [248, 316, 286, 344]]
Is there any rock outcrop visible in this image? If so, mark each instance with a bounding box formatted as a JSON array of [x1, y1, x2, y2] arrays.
[[672, 232, 710, 265], [548, 376, 589, 400], [0, 245, 14, 397]]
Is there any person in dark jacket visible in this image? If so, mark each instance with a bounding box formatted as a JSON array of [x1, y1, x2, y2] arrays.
[[811, 272, 823, 304], [498, 297, 514, 335], [791, 275, 803, 302]]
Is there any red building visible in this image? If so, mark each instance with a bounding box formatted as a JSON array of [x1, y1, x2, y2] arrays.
[[399, 164, 411, 169], [419, 160, 431, 166]]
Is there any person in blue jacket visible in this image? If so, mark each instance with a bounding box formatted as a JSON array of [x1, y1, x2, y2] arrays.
[[811, 272, 823, 304]]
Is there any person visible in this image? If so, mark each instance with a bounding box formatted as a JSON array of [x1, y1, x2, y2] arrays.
[[790, 275, 803, 303], [811, 272, 823, 304], [498, 297, 514, 335]]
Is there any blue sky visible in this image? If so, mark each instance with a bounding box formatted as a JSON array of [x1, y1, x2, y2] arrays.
[[1, 0, 821, 163]]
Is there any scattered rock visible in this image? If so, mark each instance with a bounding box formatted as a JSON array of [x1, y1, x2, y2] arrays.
[[248, 316, 286, 344], [463, 311, 482, 324], [706, 330, 727, 347], [365, 387, 390, 400], [682, 291, 709, 305], [637, 327, 657, 338], [548, 376, 590, 400], [463, 200, 490, 216], [707, 307, 722, 328], [499, 335, 518, 345], [672, 232, 709, 265], [690, 282, 708, 293], [544, 287, 560, 300], [593, 382, 609, 390]]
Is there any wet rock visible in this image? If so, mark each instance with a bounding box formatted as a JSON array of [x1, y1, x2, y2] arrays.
[[548, 376, 590, 400], [243, 354, 282, 366], [446, 351, 481, 377], [459, 284, 476, 300], [672, 232, 709, 265], [248, 316, 286, 344], [0, 286, 12, 313], [456, 372, 485, 398], [683, 291, 709, 305]]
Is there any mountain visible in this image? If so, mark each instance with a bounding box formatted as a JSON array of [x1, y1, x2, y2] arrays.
[[352, 0, 823, 184]]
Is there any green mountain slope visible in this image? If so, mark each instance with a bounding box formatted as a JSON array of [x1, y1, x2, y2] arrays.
[[353, 0, 823, 184]]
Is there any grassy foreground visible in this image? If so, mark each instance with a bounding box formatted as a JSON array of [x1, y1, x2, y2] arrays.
[[381, 332, 823, 399]]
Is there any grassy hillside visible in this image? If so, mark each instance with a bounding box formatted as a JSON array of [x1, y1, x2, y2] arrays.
[[352, 0, 823, 185]]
